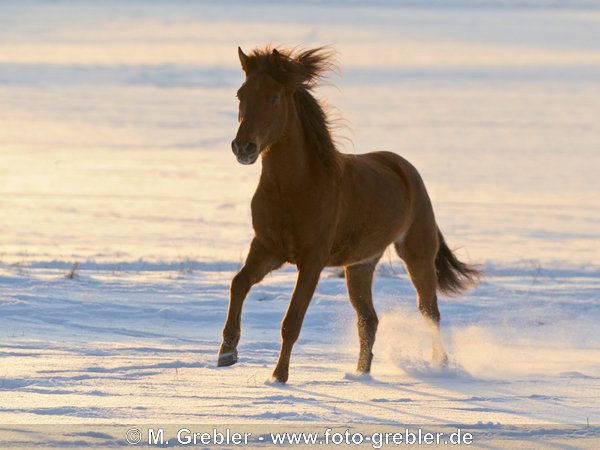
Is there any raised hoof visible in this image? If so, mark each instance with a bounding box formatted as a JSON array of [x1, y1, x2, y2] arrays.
[[217, 350, 238, 367]]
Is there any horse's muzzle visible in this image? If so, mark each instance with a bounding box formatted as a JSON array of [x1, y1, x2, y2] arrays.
[[231, 139, 259, 165]]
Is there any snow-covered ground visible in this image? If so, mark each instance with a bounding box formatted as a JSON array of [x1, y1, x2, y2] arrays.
[[1, 1, 599, 448]]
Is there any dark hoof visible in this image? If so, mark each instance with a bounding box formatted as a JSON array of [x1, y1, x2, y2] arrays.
[[271, 370, 288, 384], [217, 350, 238, 367], [356, 363, 372, 374]]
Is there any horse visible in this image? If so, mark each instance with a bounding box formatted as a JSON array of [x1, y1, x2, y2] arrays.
[[217, 46, 479, 383]]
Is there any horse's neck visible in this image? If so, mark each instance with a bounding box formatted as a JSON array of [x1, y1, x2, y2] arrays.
[[260, 116, 319, 188]]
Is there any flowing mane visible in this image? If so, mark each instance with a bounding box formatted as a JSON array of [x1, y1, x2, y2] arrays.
[[242, 47, 342, 172]]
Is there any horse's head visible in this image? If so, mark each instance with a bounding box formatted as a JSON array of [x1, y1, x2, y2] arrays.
[[232, 47, 290, 165], [231, 46, 335, 165]]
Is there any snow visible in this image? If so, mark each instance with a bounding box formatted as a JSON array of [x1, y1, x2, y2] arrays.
[[0, 0, 599, 448]]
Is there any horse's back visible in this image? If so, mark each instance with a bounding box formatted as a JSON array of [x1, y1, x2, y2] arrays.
[[352, 150, 425, 186], [340, 150, 428, 210]]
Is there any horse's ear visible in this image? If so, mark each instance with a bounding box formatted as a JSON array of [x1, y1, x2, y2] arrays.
[[238, 47, 250, 74], [269, 49, 281, 68]]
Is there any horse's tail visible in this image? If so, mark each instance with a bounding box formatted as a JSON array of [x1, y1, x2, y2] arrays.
[[435, 229, 481, 296]]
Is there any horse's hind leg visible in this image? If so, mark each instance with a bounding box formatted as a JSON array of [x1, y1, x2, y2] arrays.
[[345, 255, 381, 374], [218, 238, 284, 367], [395, 236, 448, 366]]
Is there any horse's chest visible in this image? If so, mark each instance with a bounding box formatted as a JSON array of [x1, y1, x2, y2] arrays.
[[250, 191, 309, 262]]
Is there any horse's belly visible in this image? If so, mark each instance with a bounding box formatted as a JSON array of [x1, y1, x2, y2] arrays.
[[328, 214, 407, 266]]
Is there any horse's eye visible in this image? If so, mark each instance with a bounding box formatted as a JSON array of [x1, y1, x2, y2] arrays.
[[268, 93, 280, 105]]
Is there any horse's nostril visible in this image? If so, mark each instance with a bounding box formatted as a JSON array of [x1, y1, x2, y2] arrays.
[[245, 142, 257, 154], [231, 140, 239, 154]]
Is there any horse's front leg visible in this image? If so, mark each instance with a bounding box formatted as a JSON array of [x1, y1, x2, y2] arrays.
[[272, 262, 324, 383], [218, 238, 284, 367]]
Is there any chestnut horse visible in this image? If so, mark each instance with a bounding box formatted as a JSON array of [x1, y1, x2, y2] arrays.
[[218, 46, 479, 383]]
